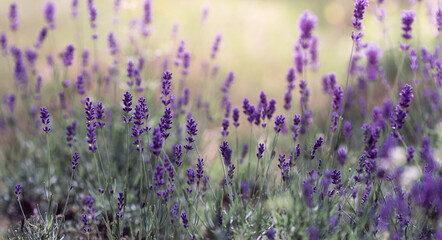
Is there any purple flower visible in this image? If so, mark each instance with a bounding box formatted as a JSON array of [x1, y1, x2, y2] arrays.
[[298, 10, 318, 49], [116, 192, 124, 219], [240, 143, 249, 163], [159, 107, 173, 138], [221, 118, 229, 136], [277, 154, 290, 181], [220, 141, 232, 166], [274, 115, 285, 133], [66, 121, 77, 147], [62, 44, 75, 67], [406, 145, 415, 163], [150, 127, 163, 156], [88, 0, 97, 28], [437, 8, 442, 32], [44, 1, 56, 29], [401, 10, 416, 40], [170, 204, 179, 224], [221, 71, 235, 93], [337, 147, 347, 165], [352, 0, 369, 30], [154, 164, 165, 187], [331, 169, 342, 190], [76, 75, 85, 95], [365, 43, 383, 81], [34, 27, 48, 48], [332, 86, 344, 112], [211, 34, 222, 59], [291, 114, 301, 142], [121, 95, 133, 125], [4, 94, 16, 112], [9, 3, 19, 31], [82, 49, 90, 67], [72, 152, 79, 171], [184, 118, 198, 151], [59, 92, 66, 110], [143, 0, 152, 25], [71, 0, 78, 18], [160, 71, 173, 106], [311, 137, 323, 159], [257, 143, 265, 160], [40, 107, 51, 132], [95, 102, 106, 128], [232, 107, 240, 127], [409, 48, 418, 71], [399, 84, 414, 109], [343, 121, 353, 138], [1, 33, 7, 55], [266, 228, 276, 240], [174, 144, 183, 166], [15, 184, 21, 199], [196, 158, 204, 186], [186, 168, 195, 193], [181, 211, 189, 229], [108, 32, 118, 55]]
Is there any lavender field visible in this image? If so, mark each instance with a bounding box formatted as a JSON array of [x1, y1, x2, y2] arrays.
[[0, 0, 441, 239]]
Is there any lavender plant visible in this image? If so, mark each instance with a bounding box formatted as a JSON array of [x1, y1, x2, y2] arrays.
[[0, 0, 441, 239]]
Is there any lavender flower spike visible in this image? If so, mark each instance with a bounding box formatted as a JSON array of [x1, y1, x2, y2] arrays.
[[400, 10, 416, 50], [40, 107, 51, 132], [15, 184, 22, 199], [352, 0, 369, 30], [399, 84, 414, 109], [211, 34, 222, 59], [9, 3, 19, 31], [62, 44, 75, 67], [298, 10, 318, 49], [44, 1, 56, 29], [72, 152, 79, 171], [310, 137, 323, 159]]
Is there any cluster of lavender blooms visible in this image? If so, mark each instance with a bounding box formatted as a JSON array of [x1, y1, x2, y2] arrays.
[[2, 0, 442, 239]]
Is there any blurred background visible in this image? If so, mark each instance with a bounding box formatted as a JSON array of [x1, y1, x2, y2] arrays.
[[0, 0, 440, 107]]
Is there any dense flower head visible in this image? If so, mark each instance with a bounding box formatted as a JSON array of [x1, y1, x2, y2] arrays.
[[186, 168, 195, 193], [35, 27, 48, 48], [40, 107, 51, 132], [274, 115, 285, 133], [277, 154, 290, 181], [150, 127, 163, 156], [71, 0, 78, 18], [220, 141, 232, 166], [221, 118, 229, 136], [332, 86, 344, 112], [184, 117, 198, 151], [337, 147, 347, 165], [406, 145, 415, 163], [211, 34, 222, 59], [181, 211, 189, 229], [311, 137, 324, 159], [409, 48, 419, 71], [108, 32, 118, 55], [343, 121, 353, 138], [88, 0, 97, 28], [62, 44, 75, 67], [298, 10, 318, 49], [401, 10, 416, 40], [44, 1, 56, 29], [232, 107, 240, 127], [9, 3, 19, 31], [257, 143, 265, 159], [0, 33, 7, 55], [143, 0, 152, 25], [160, 71, 173, 106], [174, 144, 183, 166], [159, 107, 173, 138], [72, 152, 80, 171], [352, 0, 369, 30], [365, 43, 383, 81], [221, 71, 235, 93], [95, 102, 106, 128], [437, 8, 442, 32], [15, 184, 21, 199], [399, 84, 414, 109], [196, 158, 204, 186], [66, 121, 77, 147]]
